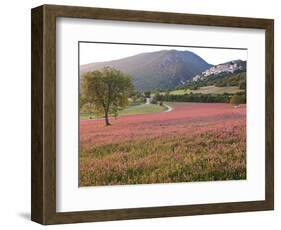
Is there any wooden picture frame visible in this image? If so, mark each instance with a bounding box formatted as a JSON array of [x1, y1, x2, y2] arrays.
[[31, 4, 274, 225]]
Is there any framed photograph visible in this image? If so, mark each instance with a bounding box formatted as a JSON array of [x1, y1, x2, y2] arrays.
[[31, 4, 274, 225]]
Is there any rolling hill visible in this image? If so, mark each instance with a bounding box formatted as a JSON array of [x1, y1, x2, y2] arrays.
[[80, 49, 212, 91]]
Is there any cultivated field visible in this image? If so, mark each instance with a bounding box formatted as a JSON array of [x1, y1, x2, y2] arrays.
[[80, 102, 246, 186]]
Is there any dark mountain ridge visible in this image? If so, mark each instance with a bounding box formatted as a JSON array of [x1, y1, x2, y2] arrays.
[[80, 49, 212, 91]]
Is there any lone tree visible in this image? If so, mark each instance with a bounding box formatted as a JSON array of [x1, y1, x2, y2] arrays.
[[81, 67, 133, 126]]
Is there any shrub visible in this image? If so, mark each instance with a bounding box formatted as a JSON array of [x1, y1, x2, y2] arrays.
[[150, 98, 158, 104], [144, 91, 151, 98], [239, 80, 246, 90], [189, 85, 199, 90], [230, 95, 246, 105]]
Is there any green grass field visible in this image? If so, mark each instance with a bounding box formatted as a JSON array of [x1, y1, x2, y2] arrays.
[[119, 103, 166, 116], [169, 85, 243, 95], [80, 103, 166, 120]]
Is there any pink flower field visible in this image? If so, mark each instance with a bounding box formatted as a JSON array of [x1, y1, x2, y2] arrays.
[[80, 102, 246, 186]]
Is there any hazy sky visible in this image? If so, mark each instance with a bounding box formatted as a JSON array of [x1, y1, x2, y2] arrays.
[[79, 42, 247, 66]]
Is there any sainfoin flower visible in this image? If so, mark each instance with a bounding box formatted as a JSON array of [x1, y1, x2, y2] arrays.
[[80, 103, 246, 186]]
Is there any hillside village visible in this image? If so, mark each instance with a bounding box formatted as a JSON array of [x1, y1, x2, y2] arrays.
[[193, 60, 245, 82]]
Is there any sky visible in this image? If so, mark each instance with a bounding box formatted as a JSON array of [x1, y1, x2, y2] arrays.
[[79, 42, 247, 66]]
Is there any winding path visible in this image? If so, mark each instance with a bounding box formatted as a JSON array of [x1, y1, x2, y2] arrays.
[[163, 103, 173, 112]]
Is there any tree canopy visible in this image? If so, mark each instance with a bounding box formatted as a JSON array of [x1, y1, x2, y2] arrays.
[[81, 67, 134, 125]]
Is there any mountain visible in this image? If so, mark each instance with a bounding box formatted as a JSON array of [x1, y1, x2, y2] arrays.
[[80, 50, 212, 91]]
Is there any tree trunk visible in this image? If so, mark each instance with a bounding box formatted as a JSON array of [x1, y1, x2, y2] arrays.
[[104, 112, 111, 126]]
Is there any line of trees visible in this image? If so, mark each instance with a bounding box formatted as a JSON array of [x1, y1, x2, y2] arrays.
[[154, 92, 246, 104]]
